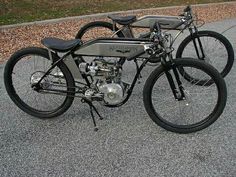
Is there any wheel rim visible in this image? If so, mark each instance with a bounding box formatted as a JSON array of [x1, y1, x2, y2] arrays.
[[10, 54, 70, 113], [180, 35, 229, 75], [150, 64, 220, 128]]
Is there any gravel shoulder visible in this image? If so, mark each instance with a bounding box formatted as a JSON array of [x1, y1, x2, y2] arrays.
[[0, 2, 236, 63]]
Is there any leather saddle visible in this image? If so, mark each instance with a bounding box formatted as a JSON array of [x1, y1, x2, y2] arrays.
[[41, 37, 82, 52], [108, 15, 136, 25]]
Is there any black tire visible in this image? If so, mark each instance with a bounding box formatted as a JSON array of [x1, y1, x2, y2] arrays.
[[75, 21, 125, 40], [143, 58, 227, 133], [176, 30, 234, 78], [4, 47, 75, 118], [148, 57, 161, 64]]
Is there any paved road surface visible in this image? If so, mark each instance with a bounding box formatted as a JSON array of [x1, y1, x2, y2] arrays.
[[0, 18, 235, 177]]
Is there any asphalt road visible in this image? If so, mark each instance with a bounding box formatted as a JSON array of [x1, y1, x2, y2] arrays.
[[0, 18, 235, 177]]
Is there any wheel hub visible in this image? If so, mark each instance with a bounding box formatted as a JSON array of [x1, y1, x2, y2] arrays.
[[30, 71, 51, 90]]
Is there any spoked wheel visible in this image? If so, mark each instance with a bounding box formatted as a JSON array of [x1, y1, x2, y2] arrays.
[[143, 58, 227, 133], [4, 47, 75, 118], [176, 30, 234, 79]]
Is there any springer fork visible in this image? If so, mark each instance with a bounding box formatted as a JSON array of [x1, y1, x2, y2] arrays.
[[162, 59, 186, 101]]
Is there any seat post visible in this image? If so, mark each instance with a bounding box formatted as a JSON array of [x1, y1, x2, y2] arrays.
[[48, 49, 53, 62], [112, 21, 116, 32], [122, 25, 134, 38]]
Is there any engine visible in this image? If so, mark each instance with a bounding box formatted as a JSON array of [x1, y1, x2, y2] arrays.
[[79, 58, 129, 105]]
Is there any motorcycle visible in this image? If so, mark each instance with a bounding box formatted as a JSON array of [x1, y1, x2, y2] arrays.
[[76, 5, 234, 77], [4, 22, 227, 133]]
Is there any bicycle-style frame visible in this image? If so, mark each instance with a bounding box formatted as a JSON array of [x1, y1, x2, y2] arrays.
[[35, 36, 185, 108], [95, 7, 206, 60]]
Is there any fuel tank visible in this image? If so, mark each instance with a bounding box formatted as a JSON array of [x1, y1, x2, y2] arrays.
[[74, 38, 152, 58], [131, 15, 185, 30]]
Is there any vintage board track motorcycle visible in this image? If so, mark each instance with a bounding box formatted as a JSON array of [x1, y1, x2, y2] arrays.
[[4, 22, 227, 133]]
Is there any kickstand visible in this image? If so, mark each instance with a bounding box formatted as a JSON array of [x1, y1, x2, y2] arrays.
[[81, 98, 103, 131]]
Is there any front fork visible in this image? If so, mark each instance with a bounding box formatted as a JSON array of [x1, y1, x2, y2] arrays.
[[162, 55, 185, 101], [189, 27, 205, 60]]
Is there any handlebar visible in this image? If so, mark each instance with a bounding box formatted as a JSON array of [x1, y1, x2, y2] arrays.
[[150, 21, 161, 34], [148, 6, 194, 44], [180, 5, 193, 20]]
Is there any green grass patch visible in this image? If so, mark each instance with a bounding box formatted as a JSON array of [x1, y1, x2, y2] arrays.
[[0, 0, 234, 25]]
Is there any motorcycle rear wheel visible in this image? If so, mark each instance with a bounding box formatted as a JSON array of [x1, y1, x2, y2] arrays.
[[4, 47, 75, 118]]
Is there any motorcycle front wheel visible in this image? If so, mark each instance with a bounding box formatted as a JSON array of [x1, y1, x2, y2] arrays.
[[143, 58, 227, 133], [176, 30, 234, 78]]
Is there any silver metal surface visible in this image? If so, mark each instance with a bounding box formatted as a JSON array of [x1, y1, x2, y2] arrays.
[[75, 40, 151, 58], [132, 15, 185, 30], [63, 55, 83, 79], [30, 72, 44, 85], [78, 62, 88, 73], [85, 89, 96, 99], [30, 72, 51, 89], [98, 83, 124, 105]]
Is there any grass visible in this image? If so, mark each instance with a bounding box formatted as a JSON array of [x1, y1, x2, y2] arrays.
[[0, 0, 234, 25]]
